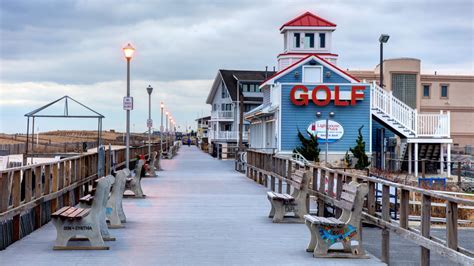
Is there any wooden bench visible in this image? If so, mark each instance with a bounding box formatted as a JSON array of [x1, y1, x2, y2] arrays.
[[51, 175, 115, 250], [267, 169, 310, 223], [304, 181, 369, 258], [106, 169, 127, 228], [124, 159, 146, 198]]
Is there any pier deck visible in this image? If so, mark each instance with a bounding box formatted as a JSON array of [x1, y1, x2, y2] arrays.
[[0, 146, 383, 265]]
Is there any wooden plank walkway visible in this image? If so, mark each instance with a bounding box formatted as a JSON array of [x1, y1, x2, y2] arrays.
[[0, 146, 383, 265]]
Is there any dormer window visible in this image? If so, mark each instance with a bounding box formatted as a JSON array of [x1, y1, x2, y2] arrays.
[[293, 33, 300, 48], [304, 33, 315, 48], [319, 33, 326, 48]]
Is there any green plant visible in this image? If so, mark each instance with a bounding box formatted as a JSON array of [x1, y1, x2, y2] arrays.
[[350, 125, 370, 170], [293, 129, 320, 162]]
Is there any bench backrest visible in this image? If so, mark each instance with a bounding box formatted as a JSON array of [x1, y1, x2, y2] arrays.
[[134, 159, 145, 178], [291, 169, 309, 190], [91, 175, 114, 214], [336, 181, 368, 226], [111, 170, 126, 199]]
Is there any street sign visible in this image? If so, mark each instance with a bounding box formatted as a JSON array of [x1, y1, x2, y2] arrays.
[[147, 119, 153, 128], [123, 97, 133, 110]]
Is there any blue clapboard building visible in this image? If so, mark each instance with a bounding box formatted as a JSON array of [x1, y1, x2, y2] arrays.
[[245, 12, 452, 176]]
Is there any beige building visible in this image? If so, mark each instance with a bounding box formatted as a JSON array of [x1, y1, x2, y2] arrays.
[[349, 58, 474, 148]]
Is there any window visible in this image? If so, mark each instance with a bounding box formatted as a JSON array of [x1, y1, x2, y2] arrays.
[[221, 103, 232, 111], [303, 66, 322, 83], [221, 87, 228, 99], [294, 33, 300, 48], [319, 33, 326, 48], [304, 33, 314, 48], [224, 124, 232, 131], [441, 84, 448, 98], [422, 85, 430, 98], [392, 73, 417, 108]]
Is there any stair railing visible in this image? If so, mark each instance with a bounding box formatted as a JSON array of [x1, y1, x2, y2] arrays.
[[371, 81, 416, 135]]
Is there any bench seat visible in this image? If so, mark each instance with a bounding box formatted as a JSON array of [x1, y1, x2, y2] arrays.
[[267, 192, 295, 202], [304, 215, 345, 227], [51, 206, 90, 220]]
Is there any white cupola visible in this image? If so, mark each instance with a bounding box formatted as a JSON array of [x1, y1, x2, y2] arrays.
[[278, 12, 338, 70]]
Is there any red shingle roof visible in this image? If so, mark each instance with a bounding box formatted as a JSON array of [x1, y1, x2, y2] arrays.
[[280, 12, 336, 30]]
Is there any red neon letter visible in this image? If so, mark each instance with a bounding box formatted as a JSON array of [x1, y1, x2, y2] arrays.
[[312, 85, 331, 106], [351, 86, 365, 105], [334, 86, 349, 106], [290, 85, 308, 106]]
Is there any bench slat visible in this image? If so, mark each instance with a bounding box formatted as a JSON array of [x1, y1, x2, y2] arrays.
[[68, 208, 84, 219], [335, 199, 355, 211], [76, 208, 90, 219], [51, 206, 71, 217]]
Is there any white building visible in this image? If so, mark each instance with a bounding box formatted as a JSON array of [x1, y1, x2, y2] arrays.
[[205, 69, 275, 157]]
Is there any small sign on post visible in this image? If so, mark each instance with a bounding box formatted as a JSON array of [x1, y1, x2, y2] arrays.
[[123, 97, 133, 110], [147, 119, 153, 128]]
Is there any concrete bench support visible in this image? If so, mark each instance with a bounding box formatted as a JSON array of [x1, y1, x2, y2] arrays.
[[304, 181, 369, 258], [52, 175, 114, 250], [106, 170, 127, 228], [124, 160, 146, 198]]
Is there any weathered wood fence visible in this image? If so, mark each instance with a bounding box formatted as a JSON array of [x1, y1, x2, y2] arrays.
[[245, 149, 474, 266], [0, 142, 171, 250]]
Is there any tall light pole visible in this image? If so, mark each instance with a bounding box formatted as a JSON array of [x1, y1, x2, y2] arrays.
[[123, 43, 135, 169], [146, 85, 153, 157], [166, 111, 169, 146], [379, 34, 390, 88], [160, 102, 164, 158], [317, 111, 335, 163]]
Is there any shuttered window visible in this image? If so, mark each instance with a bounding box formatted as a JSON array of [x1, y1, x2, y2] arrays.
[[391, 73, 417, 108]]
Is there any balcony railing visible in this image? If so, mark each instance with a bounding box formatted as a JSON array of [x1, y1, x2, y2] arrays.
[[209, 131, 248, 141], [211, 111, 234, 120]]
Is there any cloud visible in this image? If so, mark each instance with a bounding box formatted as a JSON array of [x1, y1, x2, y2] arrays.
[[0, 0, 473, 133]]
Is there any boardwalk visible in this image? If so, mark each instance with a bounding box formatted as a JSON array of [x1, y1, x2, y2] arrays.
[[0, 146, 383, 265]]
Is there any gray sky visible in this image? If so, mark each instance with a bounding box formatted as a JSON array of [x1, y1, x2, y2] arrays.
[[1, 0, 473, 133]]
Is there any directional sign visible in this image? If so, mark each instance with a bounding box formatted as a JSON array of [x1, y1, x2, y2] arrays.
[[123, 97, 133, 110], [147, 119, 153, 128]]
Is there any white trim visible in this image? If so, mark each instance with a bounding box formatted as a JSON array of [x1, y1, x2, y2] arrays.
[[369, 86, 373, 153], [270, 82, 371, 86], [260, 55, 359, 88], [278, 84, 282, 152], [302, 65, 323, 83], [406, 138, 453, 144], [281, 26, 336, 32]]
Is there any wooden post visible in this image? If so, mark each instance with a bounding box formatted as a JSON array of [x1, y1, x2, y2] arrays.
[[278, 160, 283, 193], [367, 181, 376, 215], [327, 172, 335, 198], [400, 189, 410, 229], [286, 161, 292, 194], [318, 169, 326, 216], [381, 184, 391, 264], [446, 201, 458, 251], [421, 194, 431, 266]]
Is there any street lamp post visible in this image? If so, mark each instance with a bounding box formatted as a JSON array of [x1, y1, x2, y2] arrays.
[[317, 111, 335, 163], [379, 34, 390, 87], [160, 102, 164, 158], [123, 43, 135, 169], [146, 85, 153, 157], [166, 111, 169, 147]]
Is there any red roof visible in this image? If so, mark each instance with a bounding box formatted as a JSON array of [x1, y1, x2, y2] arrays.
[[280, 12, 336, 30]]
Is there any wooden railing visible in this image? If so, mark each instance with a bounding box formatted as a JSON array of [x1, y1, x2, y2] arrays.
[[245, 149, 474, 265], [0, 142, 171, 250]]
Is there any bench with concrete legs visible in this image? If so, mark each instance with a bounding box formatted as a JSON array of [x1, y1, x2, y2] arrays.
[[124, 160, 146, 198], [51, 175, 114, 250], [304, 181, 369, 258], [145, 151, 158, 177], [106, 169, 127, 228], [267, 169, 310, 223]]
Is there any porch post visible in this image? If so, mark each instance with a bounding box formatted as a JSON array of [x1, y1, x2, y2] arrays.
[[414, 143, 418, 177], [408, 143, 412, 175], [447, 143, 451, 177], [440, 144, 444, 175]]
